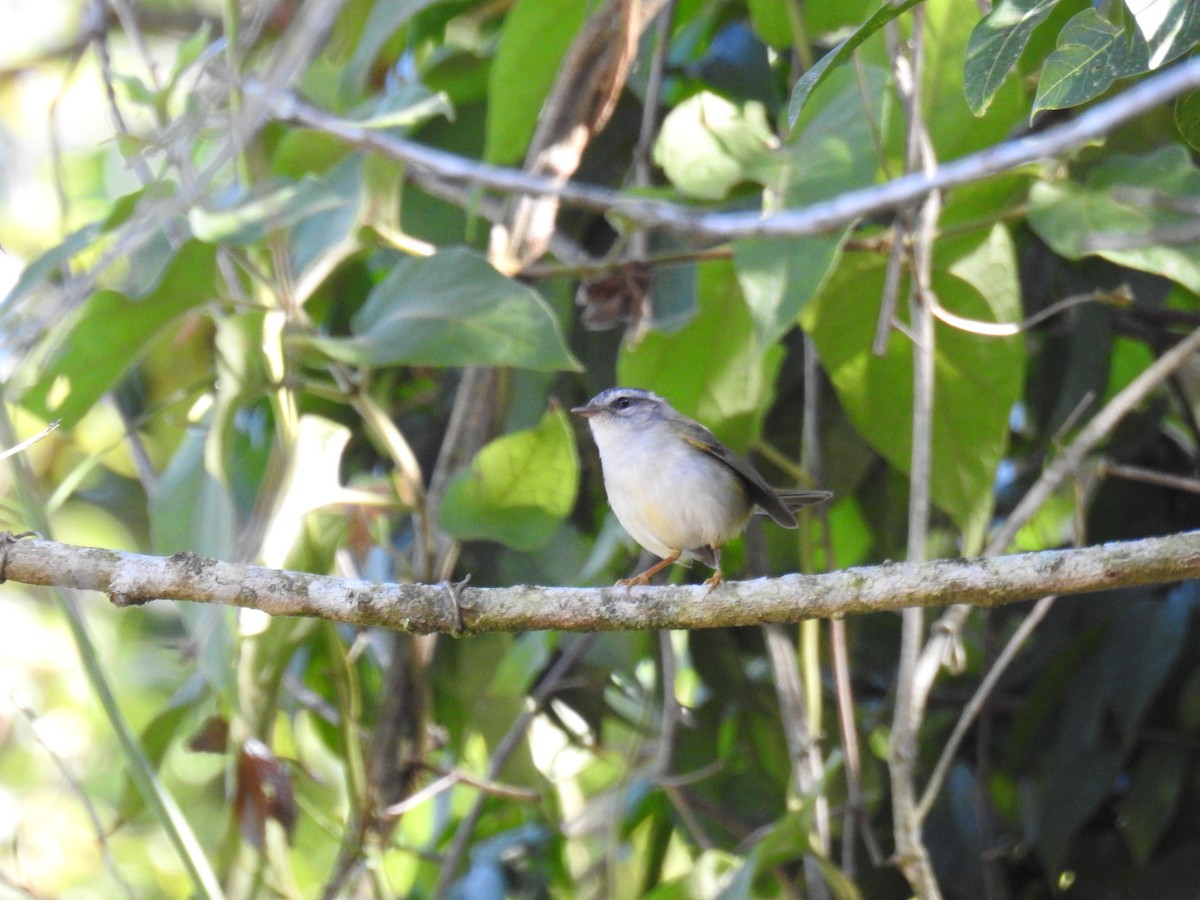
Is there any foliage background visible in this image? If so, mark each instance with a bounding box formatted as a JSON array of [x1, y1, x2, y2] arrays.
[[3, 0, 1200, 897]]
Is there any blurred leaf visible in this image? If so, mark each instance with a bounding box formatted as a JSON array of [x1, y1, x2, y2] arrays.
[[0, 222, 102, 312], [235, 738, 297, 851], [440, 407, 579, 551], [165, 22, 214, 95], [786, 0, 923, 129], [188, 175, 349, 245], [302, 248, 580, 371], [964, 0, 1057, 115], [115, 703, 191, 825], [618, 259, 784, 453], [1029, 145, 1200, 293], [1032, 8, 1149, 117], [484, 0, 589, 165], [150, 425, 236, 560], [1177, 86, 1200, 149], [261, 415, 355, 569], [654, 93, 775, 200], [1118, 744, 1188, 864], [1035, 744, 1123, 872], [354, 86, 452, 129], [734, 65, 887, 347], [1107, 583, 1198, 746], [14, 241, 217, 428], [341, 0, 453, 100]]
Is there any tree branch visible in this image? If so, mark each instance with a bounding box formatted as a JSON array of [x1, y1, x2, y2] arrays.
[[266, 56, 1200, 241], [3, 531, 1200, 633]]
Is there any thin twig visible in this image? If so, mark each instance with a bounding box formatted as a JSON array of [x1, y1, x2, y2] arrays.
[[888, 15, 943, 897], [915, 596, 1057, 820], [1099, 461, 1200, 494]]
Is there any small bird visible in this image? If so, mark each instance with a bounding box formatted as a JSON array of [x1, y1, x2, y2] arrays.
[[572, 388, 831, 587]]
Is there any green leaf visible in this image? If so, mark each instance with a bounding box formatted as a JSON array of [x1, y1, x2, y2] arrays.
[[484, 0, 589, 165], [964, 0, 1058, 115], [188, 174, 350, 245], [1176, 87, 1200, 150], [340, 0, 453, 101], [440, 408, 579, 551], [734, 65, 888, 347], [1129, 0, 1200, 68], [14, 241, 217, 428], [1032, 8, 1150, 116], [115, 704, 192, 825], [618, 259, 784, 454], [1118, 748, 1185, 868], [1028, 145, 1200, 293], [785, 0, 923, 130], [150, 426, 237, 560], [0, 222, 102, 312], [353, 85, 453, 129], [802, 226, 1023, 547], [924, 0, 1030, 159], [1035, 745, 1123, 872], [653, 93, 776, 200], [303, 247, 580, 371]]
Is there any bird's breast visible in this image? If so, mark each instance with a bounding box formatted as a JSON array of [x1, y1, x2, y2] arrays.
[[589, 422, 753, 557]]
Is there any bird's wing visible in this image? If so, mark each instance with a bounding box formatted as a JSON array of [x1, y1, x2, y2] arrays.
[[678, 423, 799, 528]]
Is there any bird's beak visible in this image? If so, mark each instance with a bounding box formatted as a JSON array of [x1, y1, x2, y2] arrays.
[[571, 406, 597, 418]]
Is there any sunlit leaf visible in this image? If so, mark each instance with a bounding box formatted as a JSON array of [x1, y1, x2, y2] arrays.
[[964, 0, 1058, 115], [13, 241, 217, 428], [654, 93, 776, 200], [484, 0, 589, 165], [1032, 8, 1149, 116], [440, 407, 579, 551]]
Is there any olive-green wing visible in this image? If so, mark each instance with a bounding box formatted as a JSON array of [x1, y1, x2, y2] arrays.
[[679, 424, 799, 528]]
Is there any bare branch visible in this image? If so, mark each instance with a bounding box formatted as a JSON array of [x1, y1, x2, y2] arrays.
[[2, 531, 1199, 633], [267, 56, 1200, 242]]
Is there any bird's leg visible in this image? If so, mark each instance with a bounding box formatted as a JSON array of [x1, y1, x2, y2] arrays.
[[617, 553, 679, 587], [702, 546, 724, 589]]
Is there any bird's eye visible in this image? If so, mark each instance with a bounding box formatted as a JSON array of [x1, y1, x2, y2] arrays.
[[612, 396, 632, 411]]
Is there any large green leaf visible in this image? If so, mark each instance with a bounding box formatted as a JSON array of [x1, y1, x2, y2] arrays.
[[618, 259, 783, 454], [1032, 8, 1150, 116], [14, 241, 217, 428], [440, 408, 579, 552], [303, 247, 580, 371], [801, 226, 1024, 547], [653, 93, 776, 201], [483, 0, 589, 165], [733, 65, 888, 348], [1028, 145, 1200, 293], [964, 0, 1058, 115]]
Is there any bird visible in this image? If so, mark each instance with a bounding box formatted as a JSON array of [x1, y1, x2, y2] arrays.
[[572, 387, 831, 587]]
